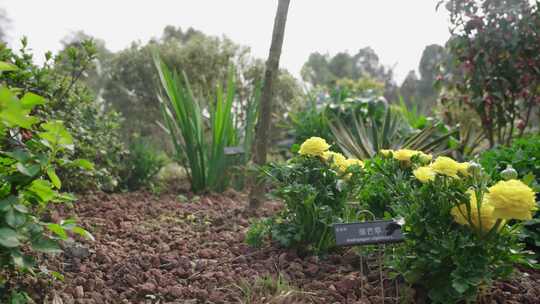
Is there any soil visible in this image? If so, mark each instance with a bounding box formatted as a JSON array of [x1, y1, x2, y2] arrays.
[[20, 191, 540, 304]]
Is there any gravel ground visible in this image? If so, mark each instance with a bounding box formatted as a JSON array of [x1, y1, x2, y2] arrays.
[[16, 191, 540, 304]]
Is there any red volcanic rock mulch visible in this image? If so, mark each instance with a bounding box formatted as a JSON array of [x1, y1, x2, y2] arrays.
[[21, 191, 540, 303]]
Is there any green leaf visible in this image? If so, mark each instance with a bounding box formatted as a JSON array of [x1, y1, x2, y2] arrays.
[[20, 92, 46, 110], [5, 209, 26, 228], [72, 226, 95, 241], [16, 163, 41, 177], [0, 195, 17, 211], [0, 87, 39, 129], [0, 61, 18, 72], [38, 120, 74, 150], [12, 203, 28, 213], [452, 281, 469, 294], [0, 228, 21, 248], [31, 238, 62, 253], [27, 179, 56, 203], [47, 223, 67, 240], [3, 149, 31, 162], [50, 271, 65, 281], [47, 168, 61, 189], [72, 158, 94, 170], [522, 172, 536, 186]]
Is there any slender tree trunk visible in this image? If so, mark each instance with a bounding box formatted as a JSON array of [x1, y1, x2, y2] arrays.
[[248, 0, 291, 209]]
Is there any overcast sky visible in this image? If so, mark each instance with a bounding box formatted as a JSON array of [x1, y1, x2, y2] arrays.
[[0, 0, 451, 83]]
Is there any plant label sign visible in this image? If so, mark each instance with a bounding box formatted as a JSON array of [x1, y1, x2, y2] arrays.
[[334, 220, 404, 246], [224, 146, 245, 156]]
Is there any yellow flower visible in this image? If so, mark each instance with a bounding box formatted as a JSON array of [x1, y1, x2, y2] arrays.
[[413, 166, 436, 183], [487, 179, 537, 220], [457, 162, 470, 176], [299, 137, 330, 157], [380, 149, 393, 157], [430, 156, 461, 178], [393, 149, 431, 163], [451, 190, 497, 231], [343, 158, 364, 170], [322, 151, 347, 170]]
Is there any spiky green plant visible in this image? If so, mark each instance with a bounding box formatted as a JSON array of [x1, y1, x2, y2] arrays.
[[330, 107, 456, 160], [154, 54, 259, 192]]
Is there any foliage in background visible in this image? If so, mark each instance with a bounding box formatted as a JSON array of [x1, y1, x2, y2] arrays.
[[290, 81, 387, 149], [120, 136, 167, 191], [247, 137, 364, 254], [480, 135, 540, 258], [0, 78, 91, 301], [440, 0, 540, 147], [155, 55, 259, 193], [399, 44, 448, 113], [330, 106, 455, 160], [0, 39, 127, 192], [438, 89, 487, 160], [82, 26, 303, 152], [301, 47, 397, 101]]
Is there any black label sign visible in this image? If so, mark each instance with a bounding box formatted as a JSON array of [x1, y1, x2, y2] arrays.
[[224, 146, 245, 156], [334, 220, 404, 246]]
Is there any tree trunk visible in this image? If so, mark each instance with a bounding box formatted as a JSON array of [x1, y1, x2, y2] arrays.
[[248, 0, 291, 209]]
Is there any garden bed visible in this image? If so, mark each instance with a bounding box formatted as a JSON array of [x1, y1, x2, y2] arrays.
[[26, 191, 540, 304]]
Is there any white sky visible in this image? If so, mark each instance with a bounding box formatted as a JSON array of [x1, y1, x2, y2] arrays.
[[0, 0, 451, 83]]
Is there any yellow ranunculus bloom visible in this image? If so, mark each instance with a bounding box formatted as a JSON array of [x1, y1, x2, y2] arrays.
[[322, 151, 347, 170], [413, 166, 436, 183], [393, 149, 431, 163], [457, 162, 470, 176], [451, 190, 497, 231], [380, 149, 393, 157], [430, 156, 461, 178], [299, 137, 330, 157], [343, 158, 364, 170], [487, 179, 537, 220]]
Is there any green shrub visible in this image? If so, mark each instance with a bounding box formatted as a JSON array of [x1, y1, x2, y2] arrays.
[[353, 154, 417, 218], [480, 135, 540, 188], [0, 81, 91, 300], [155, 55, 259, 193], [480, 135, 540, 258], [356, 151, 534, 303], [0, 39, 127, 192], [290, 85, 387, 148], [247, 137, 363, 254], [121, 137, 167, 191]]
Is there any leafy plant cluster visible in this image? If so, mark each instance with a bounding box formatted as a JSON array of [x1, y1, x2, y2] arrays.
[[0, 39, 128, 192], [120, 136, 167, 191], [247, 137, 364, 254], [480, 135, 540, 258], [440, 0, 540, 147], [290, 82, 387, 147], [361, 150, 535, 303], [0, 66, 91, 301], [291, 82, 456, 161], [248, 136, 537, 303], [155, 55, 260, 193]]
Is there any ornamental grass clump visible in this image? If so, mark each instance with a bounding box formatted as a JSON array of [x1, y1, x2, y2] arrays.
[[246, 137, 364, 254], [390, 155, 538, 303]]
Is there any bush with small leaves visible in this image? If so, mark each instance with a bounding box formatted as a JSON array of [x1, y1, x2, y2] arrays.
[[0, 68, 92, 300]]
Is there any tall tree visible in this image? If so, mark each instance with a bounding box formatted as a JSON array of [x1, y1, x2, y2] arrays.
[[249, 0, 291, 209], [417, 44, 445, 100], [301, 47, 396, 100]]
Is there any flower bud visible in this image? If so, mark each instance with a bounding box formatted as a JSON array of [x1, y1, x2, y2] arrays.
[[501, 165, 518, 180], [468, 162, 482, 176]]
